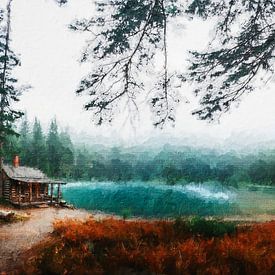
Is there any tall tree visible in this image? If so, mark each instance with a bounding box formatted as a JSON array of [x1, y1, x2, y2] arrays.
[[59, 131, 74, 178], [47, 118, 61, 177], [74, 147, 91, 180], [0, 0, 23, 164], [18, 114, 31, 166], [2, 130, 20, 163], [30, 118, 47, 171]]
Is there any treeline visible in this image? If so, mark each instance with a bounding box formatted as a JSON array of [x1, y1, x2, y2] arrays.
[[3, 116, 90, 179], [3, 116, 275, 186], [87, 146, 275, 186]]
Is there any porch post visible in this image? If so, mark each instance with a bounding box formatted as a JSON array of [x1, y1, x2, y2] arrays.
[[57, 183, 61, 203], [36, 183, 39, 200], [18, 182, 21, 205], [29, 183, 32, 202], [50, 183, 53, 204]]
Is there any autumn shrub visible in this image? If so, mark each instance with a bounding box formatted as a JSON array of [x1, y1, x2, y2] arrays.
[[23, 218, 275, 275]]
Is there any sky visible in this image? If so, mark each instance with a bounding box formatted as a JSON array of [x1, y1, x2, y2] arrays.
[[5, 0, 275, 147]]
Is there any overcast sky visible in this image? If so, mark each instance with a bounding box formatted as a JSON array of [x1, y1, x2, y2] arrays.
[[5, 0, 275, 146]]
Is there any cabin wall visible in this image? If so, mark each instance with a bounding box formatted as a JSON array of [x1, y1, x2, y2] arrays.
[[7, 180, 50, 204], [0, 172, 5, 198], [0, 172, 2, 198], [0, 168, 61, 205], [10, 181, 17, 202], [2, 173, 11, 201], [10, 182, 30, 203]]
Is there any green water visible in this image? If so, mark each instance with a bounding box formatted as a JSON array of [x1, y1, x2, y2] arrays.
[[237, 185, 275, 215], [60, 181, 275, 218]]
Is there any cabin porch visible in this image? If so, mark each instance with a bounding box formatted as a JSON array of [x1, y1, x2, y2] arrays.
[[8, 181, 64, 206], [1, 160, 66, 207]]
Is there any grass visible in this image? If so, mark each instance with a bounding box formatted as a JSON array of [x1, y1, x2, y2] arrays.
[[121, 208, 132, 220], [174, 216, 237, 237]]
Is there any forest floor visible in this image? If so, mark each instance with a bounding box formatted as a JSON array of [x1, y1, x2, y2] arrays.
[[0, 204, 275, 273]]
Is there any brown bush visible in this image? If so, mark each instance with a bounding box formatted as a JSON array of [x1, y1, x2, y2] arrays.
[[22, 218, 275, 274]]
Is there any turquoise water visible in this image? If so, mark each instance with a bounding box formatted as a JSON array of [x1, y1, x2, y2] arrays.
[[61, 181, 244, 218], [62, 182, 275, 218]]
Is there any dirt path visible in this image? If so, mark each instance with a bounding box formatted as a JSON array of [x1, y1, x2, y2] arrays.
[[0, 207, 94, 272]]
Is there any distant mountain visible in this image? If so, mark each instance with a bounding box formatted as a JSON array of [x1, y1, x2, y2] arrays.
[[69, 128, 275, 154]]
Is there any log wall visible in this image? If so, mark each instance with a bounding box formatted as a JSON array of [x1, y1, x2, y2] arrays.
[[8, 181, 50, 204]]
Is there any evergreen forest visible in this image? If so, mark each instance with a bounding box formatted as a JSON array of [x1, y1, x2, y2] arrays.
[[4, 116, 275, 187]]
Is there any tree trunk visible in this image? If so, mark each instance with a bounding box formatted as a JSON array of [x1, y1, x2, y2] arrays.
[[0, 0, 13, 170]]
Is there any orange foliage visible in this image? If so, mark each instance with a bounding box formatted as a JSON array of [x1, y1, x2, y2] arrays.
[[23, 219, 275, 274]]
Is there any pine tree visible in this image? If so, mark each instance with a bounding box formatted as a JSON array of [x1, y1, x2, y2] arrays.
[[59, 131, 74, 178], [18, 114, 31, 166], [0, 0, 23, 166], [30, 118, 47, 171], [74, 147, 91, 180], [2, 130, 20, 163], [0, 0, 24, 162], [47, 118, 61, 177]]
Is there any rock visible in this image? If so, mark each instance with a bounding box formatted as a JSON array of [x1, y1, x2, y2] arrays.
[[59, 201, 75, 209], [0, 210, 15, 221]]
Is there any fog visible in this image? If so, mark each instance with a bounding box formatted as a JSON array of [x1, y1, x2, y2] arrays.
[[4, 0, 275, 148]]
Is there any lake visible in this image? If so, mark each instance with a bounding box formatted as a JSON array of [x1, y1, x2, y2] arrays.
[[61, 181, 275, 218]]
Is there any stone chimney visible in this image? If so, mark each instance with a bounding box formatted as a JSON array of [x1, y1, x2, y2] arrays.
[[13, 155, 20, 168]]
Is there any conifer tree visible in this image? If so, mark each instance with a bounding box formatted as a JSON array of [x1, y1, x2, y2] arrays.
[[30, 118, 47, 171], [47, 118, 61, 177], [2, 130, 20, 163], [59, 131, 74, 178], [0, 0, 23, 163], [74, 147, 90, 180], [0, 0, 23, 166], [18, 114, 31, 166]]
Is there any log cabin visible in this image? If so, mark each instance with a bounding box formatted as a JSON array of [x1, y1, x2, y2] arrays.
[[0, 156, 66, 207]]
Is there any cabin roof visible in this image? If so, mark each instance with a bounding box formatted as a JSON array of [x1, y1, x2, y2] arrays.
[[2, 165, 66, 184]]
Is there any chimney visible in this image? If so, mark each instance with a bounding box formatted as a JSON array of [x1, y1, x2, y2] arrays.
[[13, 155, 20, 168]]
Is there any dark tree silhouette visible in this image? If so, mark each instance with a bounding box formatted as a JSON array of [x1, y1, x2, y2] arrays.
[[67, 0, 274, 126], [0, 0, 23, 143], [187, 0, 275, 120], [69, 0, 183, 127]]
